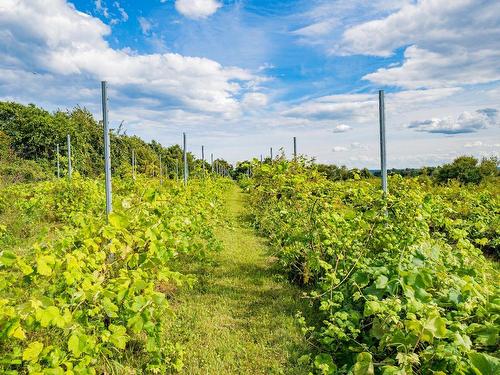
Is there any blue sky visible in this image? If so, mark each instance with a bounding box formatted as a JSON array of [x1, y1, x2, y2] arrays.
[[0, 0, 499, 167]]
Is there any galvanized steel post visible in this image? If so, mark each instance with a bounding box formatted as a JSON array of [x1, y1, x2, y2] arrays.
[[102, 81, 112, 215], [379, 90, 387, 195]]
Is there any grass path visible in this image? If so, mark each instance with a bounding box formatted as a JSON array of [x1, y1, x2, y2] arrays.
[[164, 185, 310, 374]]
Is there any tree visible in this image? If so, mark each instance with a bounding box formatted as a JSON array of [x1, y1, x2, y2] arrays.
[[433, 156, 498, 184]]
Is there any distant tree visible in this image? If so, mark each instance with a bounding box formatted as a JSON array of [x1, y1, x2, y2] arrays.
[[433, 156, 498, 184], [479, 156, 499, 178], [316, 164, 371, 181], [0, 101, 206, 180]]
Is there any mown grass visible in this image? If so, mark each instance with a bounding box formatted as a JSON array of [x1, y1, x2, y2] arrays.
[[163, 185, 312, 374]]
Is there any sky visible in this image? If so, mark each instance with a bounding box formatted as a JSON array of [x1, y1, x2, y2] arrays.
[[0, 0, 499, 168]]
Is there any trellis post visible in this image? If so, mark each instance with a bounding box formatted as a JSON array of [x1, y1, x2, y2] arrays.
[[102, 81, 112, 215], [379, 90, 387, 195]]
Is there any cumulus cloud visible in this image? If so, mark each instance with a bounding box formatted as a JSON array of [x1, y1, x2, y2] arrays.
[[282, 93, 376, 122], [333, 142, 367, 152], [364, 46, 500, 89], [0, 0, 263, 115], [408, 108, 499, 134], [175, 0, 222, 20], [333, 124, 351, 133], [282, 88, 459, 123], [242, 92, 269, 109], [298, 0, 500, 89], [342, 0, 500, 89]]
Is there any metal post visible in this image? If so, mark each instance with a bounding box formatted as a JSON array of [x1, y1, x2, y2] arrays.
[[102, 81, 112, 215], [183, 132, 188, 186], [211, 153, 214, 173], [293, 137, 297, 159], [260, 154, 263, 164], [379, 90, 387, 195], [67, 134, 72, 179], [202, 145, 205, 175], [270, 147, 273, 162], [56, 144, 60, 178]]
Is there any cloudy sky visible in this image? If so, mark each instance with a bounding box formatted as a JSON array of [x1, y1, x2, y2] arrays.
[[0, 0, 499, 167]]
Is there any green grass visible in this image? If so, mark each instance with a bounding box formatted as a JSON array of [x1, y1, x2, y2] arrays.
[[163, 185, 312, 374]]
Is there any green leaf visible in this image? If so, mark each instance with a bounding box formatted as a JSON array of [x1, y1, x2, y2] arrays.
[[353, 352, 374, 375], [364, 300, 382, 317], [108, 213, 128, 229], [313, 353, 336, 374], [469, 352, 500, 374], [421, 313, 447, 342], [127, 314, 144, 333], [36, 306, 60, 327], [109, 324, 128, 349], [22, 341, 44, 362], [68, 333, 81, 358], [0, 250, 17, 267], [17, 258, 33, 275], [8, 322, 26, 340], [375, 275, 388, 289], [102, 297, 118, 318], [131, 279, 148, 292], [36, 254, 55, 276]]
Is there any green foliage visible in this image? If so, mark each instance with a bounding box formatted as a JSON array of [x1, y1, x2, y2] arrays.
[[316, 164, 372, 181], [433, 155, 499, 185], [248, 159, 500, 374], [0, 176, 228, 372], [0, 131, 49, 184], [0, 101, 223, 180]]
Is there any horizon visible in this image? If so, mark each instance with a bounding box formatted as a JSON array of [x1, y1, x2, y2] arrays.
[[0, 0, 499, 168]]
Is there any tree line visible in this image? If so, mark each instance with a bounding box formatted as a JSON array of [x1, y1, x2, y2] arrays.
[[0, 101, 227, 182], [1, 100, 497, 185]]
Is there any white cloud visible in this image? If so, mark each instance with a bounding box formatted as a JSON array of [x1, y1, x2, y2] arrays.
[[408, 108, 499, 134], [464, 141, 500, 148], [175, 0, 222, 20], [242, 92, 269, 108], [333, 146, 348, 152], [338, 0, 500, 89], [113, 1, 128, 22], [333, 124, 351, 133], [297, 1, 500, 90], [292, 21, 336, 38], [364, 46, 500, 89], [281, 88, 460, 123], [138, 16, 152, 35], [94, 0, 109, 18], [0, 0, 263, 116], [333, 142, 367, 152]]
